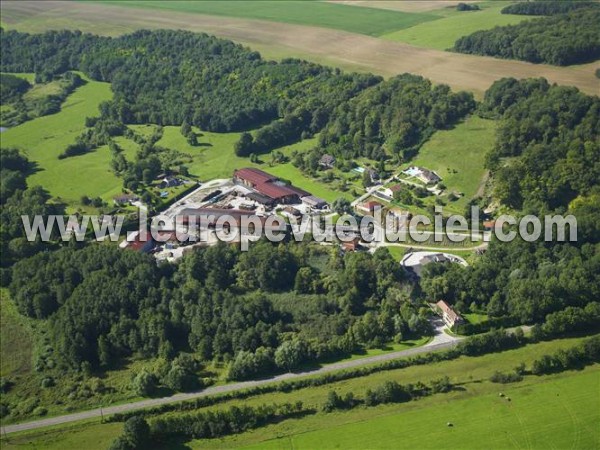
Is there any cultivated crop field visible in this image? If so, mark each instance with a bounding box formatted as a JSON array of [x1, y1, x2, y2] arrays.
[[382, 1, 534, 50], [2, 1, 597, 97], [99, 0, 441, 37]]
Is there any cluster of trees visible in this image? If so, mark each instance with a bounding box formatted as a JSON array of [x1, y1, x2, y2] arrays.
[[316, 74, 475, 162], [1, 29, 377, 136], [180, 120, 198, 146], [531, 335, 600, 375], [483, 79, 599, 211], [148, 402, 305, 441], [502, 1, 599, 16], [0, 149, 63, 275], [453, 9, 600, 65], [0, 73, 30, 103], [456, 2, 479, 11], [7, 240, 427, 380]]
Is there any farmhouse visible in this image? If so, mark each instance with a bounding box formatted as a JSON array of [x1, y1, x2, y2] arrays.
[[357, 200, 384, 214], [113, 193, 138, 205], [319, 154, 335, 169], [160, 176, 181, 188], [436, 300, 464, 328], [233, 168, 309, 205], [381, 184, 403, 198], [302, 195, 328, 209], [404, 166, 441, 184]]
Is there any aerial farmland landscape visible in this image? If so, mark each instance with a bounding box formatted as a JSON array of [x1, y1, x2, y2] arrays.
[[0, 1, 598, 449]]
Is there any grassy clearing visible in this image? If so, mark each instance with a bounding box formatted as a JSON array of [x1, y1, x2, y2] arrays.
[[3, 335, 597, 449], [0, 289, 33, 378], [267, 163, 353, 203], [407, 115, 494, 214], [22, 80, 63, 101], [382, 1, 536, 50], [0, 77, 117, 208], [96, 0, 441, 36]]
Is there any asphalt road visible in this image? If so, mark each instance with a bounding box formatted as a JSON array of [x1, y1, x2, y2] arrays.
[[1, 320, 461, 435]]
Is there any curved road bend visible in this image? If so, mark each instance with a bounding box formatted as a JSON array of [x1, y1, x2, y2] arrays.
[[2, 321, 460, 435]]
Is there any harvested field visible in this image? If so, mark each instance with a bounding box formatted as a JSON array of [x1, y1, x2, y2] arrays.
[[1, 1, 598, 96], [327, 0, 477, 13]]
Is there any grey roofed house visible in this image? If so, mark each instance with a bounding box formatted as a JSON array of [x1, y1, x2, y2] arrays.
[[420, 253, 451, 264], [417, 168, 440, 184], [319, 154, 336, 168], [302, 195, 328, 209], [113, 193, 138, 205]]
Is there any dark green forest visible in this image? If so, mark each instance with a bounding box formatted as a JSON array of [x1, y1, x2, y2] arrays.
[[501, 0, 600, 16], [453, 9, 600, 65], [8, 241, 430, 384]]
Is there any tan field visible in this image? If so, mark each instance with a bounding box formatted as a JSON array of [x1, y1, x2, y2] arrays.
[[326, 1, 478, 13], [2, 1, 598, 97]]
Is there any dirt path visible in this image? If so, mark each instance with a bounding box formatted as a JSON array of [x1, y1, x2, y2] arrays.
[[2, 1, 598, 96], [1, 324, 461, 435]]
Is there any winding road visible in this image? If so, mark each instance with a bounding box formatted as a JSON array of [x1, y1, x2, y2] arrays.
[[1, 319, 460, 435]]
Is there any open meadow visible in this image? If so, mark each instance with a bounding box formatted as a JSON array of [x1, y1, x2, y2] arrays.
[[0, 76, 117, 208], [2, 335, 598, 449], [382, 1, 535, 50], [240, 369, 599, 450], [408, 115, 494, 214]]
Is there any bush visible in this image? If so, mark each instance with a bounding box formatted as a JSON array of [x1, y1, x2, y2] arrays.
[[489, 371, 523, 384]]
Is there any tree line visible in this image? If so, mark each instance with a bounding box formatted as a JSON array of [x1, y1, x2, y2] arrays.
[[453, 9, 600, 65], [502, 1, 599, 16]]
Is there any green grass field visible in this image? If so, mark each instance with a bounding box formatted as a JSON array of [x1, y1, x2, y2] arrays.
[[0, 289, 33, 378], [382, 2, 536, 50], [96, 0, 441, 37], [243, 368, 600, 450], [407, 115, 494, 214], [0, 76, 118, 208], [3, 336, 597, 449]]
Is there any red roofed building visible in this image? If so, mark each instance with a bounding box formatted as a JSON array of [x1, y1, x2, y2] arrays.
[[436, 300, 464, 328], [233, 168, 309, 204], [357, 200, 384, 214]]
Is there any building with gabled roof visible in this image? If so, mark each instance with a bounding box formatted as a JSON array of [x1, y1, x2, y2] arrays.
[[436, 300, 464, 328]]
